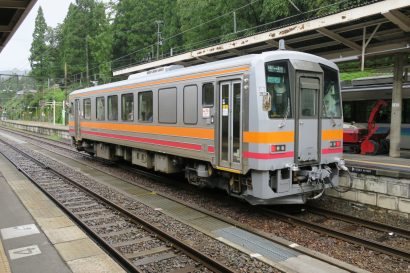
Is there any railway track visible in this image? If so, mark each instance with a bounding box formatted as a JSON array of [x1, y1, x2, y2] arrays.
[[1, 125, 408, 271], [0, 137, 237, 273], [262, 207, 410, 262]]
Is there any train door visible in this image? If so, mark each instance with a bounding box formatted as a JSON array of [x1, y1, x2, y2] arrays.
[[219, 80, 242, 170], [296, 75, 321, 164], [74, 99, 81, 139]]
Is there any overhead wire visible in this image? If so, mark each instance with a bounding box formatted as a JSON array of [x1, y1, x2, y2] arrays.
[[13, 0, 355, 87]]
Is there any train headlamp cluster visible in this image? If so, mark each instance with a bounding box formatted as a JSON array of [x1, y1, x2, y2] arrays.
[[271, 144, 286, 153], [330, 141, 341, 148]]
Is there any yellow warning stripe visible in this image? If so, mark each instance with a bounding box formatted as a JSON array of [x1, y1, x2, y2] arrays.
[[0, 239, 11, 273], [346, 159, 410, 169], [215, 166, 242, 174]]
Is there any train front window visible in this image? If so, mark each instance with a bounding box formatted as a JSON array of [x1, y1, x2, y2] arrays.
[[321, 65, 342, 118], [265, 61, 291, 119]]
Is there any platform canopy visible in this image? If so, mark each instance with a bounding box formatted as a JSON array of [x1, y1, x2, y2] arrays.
[[0, 0, 37, 54], [114, 0, 410, 77]]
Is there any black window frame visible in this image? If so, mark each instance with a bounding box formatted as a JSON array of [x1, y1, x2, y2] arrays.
[[202, 83, 214, 107], [96, 96, 105, 121], [83, 98, 91, 120], [138, 91, 153, 123], [107, 95, 118, 121], [121, 93, 134, 121], [321, 65, 342, 119], [265, 60, 292, 119]]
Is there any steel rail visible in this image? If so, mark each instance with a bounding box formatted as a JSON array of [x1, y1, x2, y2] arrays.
[[306, 206, 410, 239], [262, 207, 410, 262], [0, 126, 362, 273], [0, 126, 371, 272], [0, 138, 236, 273]]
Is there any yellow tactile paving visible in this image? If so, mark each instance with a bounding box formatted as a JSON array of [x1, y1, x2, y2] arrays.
[[0, 240, 11, 273], [0, 154, 126, 273]]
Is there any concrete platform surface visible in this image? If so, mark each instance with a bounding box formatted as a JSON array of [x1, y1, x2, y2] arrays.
[[0, 153, 125, 273], [1, 120, 68, 131], [344, 153, 410, 177], [36, 145, 369, 273]]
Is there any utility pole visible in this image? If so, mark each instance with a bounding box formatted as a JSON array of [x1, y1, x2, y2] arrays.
[[233, 11, 237, 33], [64, 62, 67, 97], [85, 35, 90, 86], [155, 20, 163, 60]]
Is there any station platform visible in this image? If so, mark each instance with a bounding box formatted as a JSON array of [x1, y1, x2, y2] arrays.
[[0, 120, 70, 141], [1, 120, 68, 131], [0, 153, 124, 273], [344, 151, 410, 178]]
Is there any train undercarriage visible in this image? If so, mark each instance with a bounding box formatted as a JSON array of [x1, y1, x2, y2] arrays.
[[74, 138, 346, 205]]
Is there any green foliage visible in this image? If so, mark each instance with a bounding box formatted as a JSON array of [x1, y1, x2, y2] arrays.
[[59, 0, 112, 84], [29, 7, 50, 85], [16, 0, 386, 117], [340, 70, 378, 81]]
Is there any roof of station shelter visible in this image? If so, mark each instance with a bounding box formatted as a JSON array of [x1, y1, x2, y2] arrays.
[[0, 0, 38, 54], [113, 0, 410, 77]]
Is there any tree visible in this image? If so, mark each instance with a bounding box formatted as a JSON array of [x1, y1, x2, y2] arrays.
[[29, 6, 50, 90], [59, 0, 113, 86]]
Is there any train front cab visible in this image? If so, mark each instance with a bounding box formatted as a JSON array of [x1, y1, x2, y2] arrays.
[[244, 53, 345, 205]]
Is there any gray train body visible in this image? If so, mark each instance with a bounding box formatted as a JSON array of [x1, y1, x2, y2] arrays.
[[69, 50, 346, 205]]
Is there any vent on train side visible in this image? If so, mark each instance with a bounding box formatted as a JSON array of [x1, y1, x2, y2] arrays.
[[128, 65, 184, 79]]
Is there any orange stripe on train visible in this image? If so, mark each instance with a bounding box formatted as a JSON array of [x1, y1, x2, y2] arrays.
[[243, 131, 294, 144], [79, 122, 214, 140], [322, 129, 343, 140], [71, 66, 249, 98]]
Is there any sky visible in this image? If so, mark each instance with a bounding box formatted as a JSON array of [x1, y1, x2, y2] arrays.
[[0, 0, 75, 72]]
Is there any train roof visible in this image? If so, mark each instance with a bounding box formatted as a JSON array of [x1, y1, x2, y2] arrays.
[[70, 50, 338, 97]]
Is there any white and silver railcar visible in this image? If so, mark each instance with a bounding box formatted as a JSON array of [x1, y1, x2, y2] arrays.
[[69, 49, 346, 205]]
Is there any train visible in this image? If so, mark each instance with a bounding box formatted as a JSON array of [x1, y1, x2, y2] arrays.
[[341, 76, 410, 149], [68, 48, 347, 205]]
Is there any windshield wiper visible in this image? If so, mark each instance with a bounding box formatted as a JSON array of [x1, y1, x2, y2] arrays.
[[323, 100, 336, 127], [279, 98, 290, 128]]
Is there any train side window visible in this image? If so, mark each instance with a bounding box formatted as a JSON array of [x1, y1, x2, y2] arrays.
[[108, 95, 118, 121], [96, 97, 105, 120], [202, 83, 214, 107], [184, 85, 198, 124], [121, 93, 134, 121], [138, 91, 153, 122], [83, 98, 91, 120], [158, 87, 177, 124], [321, 65, 342, 118], [70, 102, 74, 115], [265, 61, 291, 118]]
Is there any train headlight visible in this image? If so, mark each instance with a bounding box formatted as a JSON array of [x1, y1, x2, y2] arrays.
[[330, 141, 341, 148], [271, 144, 286, 153]]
